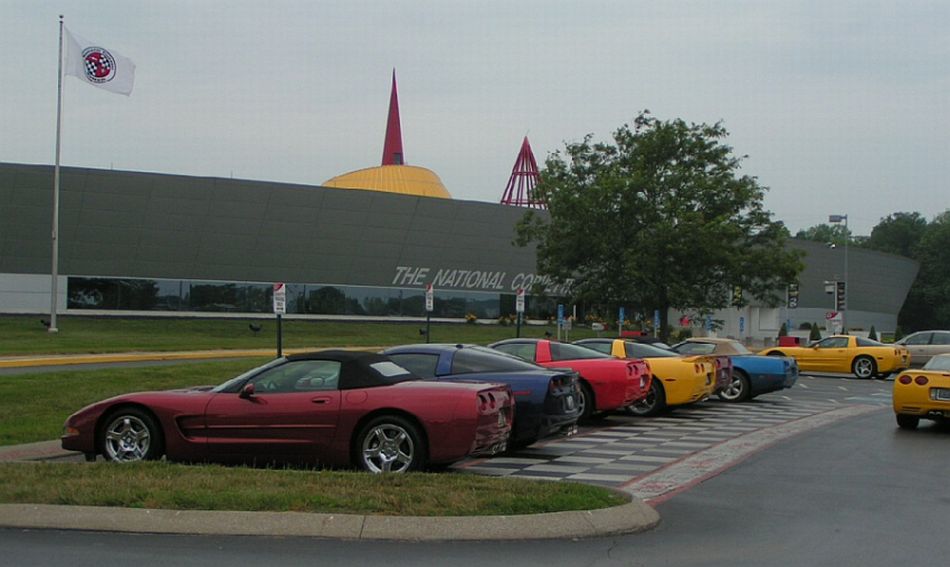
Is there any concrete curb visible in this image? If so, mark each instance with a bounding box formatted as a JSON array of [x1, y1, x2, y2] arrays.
[[0, 499, 659, 541]]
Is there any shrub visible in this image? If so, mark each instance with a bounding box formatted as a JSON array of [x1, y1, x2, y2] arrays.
[[868, 325, 877, 341], [809, 322, 822, 341]]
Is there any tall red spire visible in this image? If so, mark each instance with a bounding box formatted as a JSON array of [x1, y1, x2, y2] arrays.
[[381, 70, 405, 165], [500, 137, 545, 209]]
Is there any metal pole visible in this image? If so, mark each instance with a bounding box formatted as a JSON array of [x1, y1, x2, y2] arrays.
[[49, 15, 65, 333], [843, 215, 849, 332], [276, 314, 283, 357], [516, 311, 522, 338], [425, 312, 431, 344]]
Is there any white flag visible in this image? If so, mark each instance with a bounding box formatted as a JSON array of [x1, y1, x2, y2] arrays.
[[64, 27, 135, 96]]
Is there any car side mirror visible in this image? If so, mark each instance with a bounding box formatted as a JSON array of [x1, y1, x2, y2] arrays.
[[239, 383, 256, 399]]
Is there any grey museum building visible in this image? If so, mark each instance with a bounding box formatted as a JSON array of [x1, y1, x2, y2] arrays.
[[0, 162, 918, 341]]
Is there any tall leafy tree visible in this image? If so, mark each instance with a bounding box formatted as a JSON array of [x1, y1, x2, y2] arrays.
[[862, 212, 927, 258], [906, 212, 950, 329], [516, 112, 802, 339], [794, 223, 850, 247]]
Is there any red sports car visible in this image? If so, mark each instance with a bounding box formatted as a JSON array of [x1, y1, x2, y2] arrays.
[[61, 351, 513, 473], [488, 339, 650, 420]]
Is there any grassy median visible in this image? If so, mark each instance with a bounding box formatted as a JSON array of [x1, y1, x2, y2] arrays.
[[0, 462, 627, 516], [0, 359, 269, 446]]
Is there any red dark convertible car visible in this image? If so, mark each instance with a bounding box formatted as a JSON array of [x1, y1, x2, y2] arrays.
[[62, 351, 513, 473]]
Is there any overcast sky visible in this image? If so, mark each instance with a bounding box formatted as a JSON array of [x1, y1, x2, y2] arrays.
[[2, 1, 947, 235]]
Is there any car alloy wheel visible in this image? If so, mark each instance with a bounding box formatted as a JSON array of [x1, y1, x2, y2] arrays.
[[358, 416, 423, 473], [627, 379, 664, 417], [718, 371, 750, 402], [852, 356, 877, 379], [576, 383, 595, 421], [101, 410, 161, 462]]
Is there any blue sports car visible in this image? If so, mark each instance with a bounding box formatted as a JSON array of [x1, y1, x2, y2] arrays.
[[670, 338, 799, 402], [382, 344, 581, 447]]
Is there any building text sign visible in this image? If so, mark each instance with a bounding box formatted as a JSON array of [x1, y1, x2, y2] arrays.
[[391, 265, 574, 296]]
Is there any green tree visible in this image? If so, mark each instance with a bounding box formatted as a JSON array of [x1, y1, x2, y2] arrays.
[[794, 223, 850, 247], [516, 111, 803, 340], [862, 212, 927, 258], [911, 212, 950, 328], [809, 322, 822, 341]]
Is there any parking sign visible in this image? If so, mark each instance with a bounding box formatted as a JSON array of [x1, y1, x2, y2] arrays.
[[516, 288, 525, 314], [273, 282, 286, 314]]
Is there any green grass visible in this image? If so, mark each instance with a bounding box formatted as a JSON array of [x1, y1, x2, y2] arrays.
[[0, 314, 595, 355], [0, 359, 268, 446], [0, 462, 627, 516]]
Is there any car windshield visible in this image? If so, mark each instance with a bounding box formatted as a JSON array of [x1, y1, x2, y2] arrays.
[[673, 342, 716, 355], [724, 341, 753, 355], [627, 343, 678, 358], [550, 342, 612, 361], [923, 356, 950, 372], [452, 346, 542, 373], [211, 358, 286, 392]]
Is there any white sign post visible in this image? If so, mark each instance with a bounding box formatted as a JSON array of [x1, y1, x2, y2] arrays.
[[424, 284, 433, 343], [273, 282, 286, 356], [515, 288, 525, 337]]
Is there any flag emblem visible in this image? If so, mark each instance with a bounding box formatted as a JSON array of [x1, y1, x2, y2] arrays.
[[81, 47, 117, 84]]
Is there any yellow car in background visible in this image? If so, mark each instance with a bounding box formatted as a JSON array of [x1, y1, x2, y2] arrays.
[[761, 335, 909, 379], [574, 338, 716, 416], [893, 354, 950, 429]]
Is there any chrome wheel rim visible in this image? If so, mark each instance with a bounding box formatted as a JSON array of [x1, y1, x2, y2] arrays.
[[629, 384, 657, 415], [854, 359, 874, 378], [721, 376, 744, 401], [103, 415, 151, 462], [577, 388, 589, 417], [361, 423, 414, 473]]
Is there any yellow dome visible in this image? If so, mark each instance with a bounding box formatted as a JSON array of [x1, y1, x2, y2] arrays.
[[323, 165, 451, 199]]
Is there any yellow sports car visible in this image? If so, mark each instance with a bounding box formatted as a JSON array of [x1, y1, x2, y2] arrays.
[[893, 354, 950, 429], [574, 338, 716, 416], [761, 335, 909, 379]]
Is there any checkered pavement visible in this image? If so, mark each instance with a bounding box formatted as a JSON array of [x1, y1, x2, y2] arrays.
[[455, 396, 852, 487]]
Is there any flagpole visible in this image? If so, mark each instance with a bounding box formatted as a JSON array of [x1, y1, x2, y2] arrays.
[[49, 14, 64, 333]]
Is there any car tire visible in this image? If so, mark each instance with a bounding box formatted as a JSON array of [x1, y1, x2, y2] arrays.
[[626, 378, 666, 417], [896, 414, 919, 430], [852, 356, 877, 379], [100, 407, 164, 463], [718, 369, 751, 403], [355, 415, 426, 473], [577, 382, 596, 422]]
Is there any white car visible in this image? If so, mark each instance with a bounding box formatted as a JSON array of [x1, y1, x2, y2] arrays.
[[895, 330, 950, 366]]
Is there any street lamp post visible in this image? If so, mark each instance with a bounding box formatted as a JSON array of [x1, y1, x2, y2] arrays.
[[829, 214, 848, 331]]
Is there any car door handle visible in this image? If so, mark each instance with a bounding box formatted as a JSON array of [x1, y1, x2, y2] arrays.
[[311, 397, 331, 404]]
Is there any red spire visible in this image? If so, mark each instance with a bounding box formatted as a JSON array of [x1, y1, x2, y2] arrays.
[[500, 137, 545, 209], [381, 70, 405, 165]]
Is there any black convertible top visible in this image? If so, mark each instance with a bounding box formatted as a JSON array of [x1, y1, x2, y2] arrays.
[[286, 350, 419, 390]]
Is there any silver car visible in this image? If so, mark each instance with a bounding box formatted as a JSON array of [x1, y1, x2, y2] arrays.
[[895, 330, 950, 366]]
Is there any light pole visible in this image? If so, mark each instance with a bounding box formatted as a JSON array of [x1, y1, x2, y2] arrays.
[[829, 214, 848, 331]]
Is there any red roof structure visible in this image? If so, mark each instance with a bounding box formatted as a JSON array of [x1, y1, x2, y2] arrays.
[[500, 137, 545, 209], [381, 70, 405, 166]]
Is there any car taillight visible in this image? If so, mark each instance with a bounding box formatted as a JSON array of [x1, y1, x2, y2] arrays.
[[477, 392, 497, 413], [915, 376, 929, 386], [898, 375, 912, 384]]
